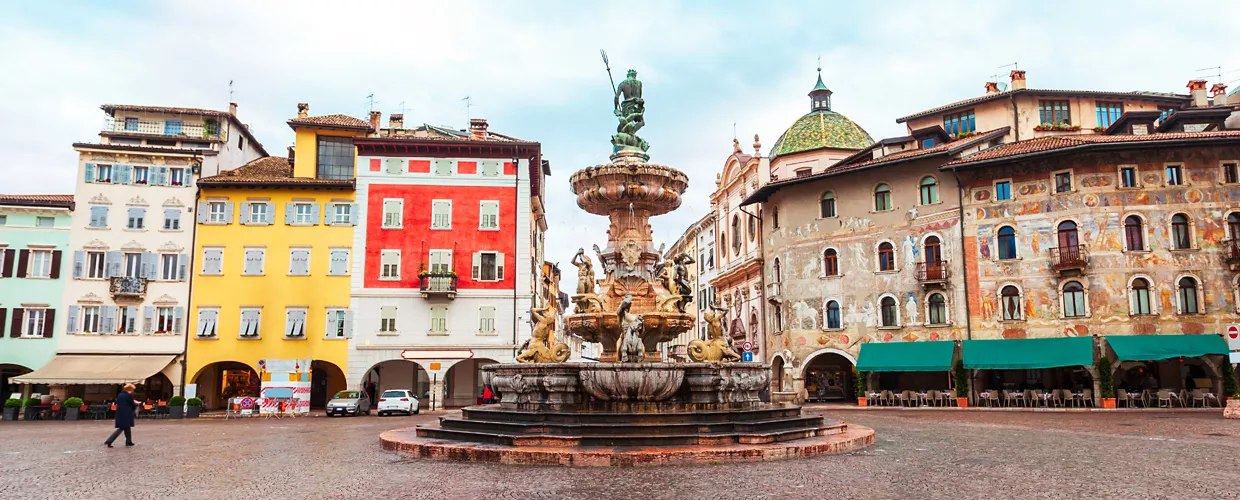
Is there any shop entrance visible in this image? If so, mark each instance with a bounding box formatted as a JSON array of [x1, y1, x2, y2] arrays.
[[310, 360, 347, 409], [191, 362, 259, 411], [802, 352, 855, 403]]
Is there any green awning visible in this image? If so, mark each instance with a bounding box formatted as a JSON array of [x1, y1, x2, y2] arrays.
[[857, 341, 955, 372], [962, 337, 1093, 370], [1107, 334, 1228, 362]]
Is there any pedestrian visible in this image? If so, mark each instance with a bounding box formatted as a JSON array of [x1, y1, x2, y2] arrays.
[[482, 385, 494, 404], [104, 383, 138, 448]]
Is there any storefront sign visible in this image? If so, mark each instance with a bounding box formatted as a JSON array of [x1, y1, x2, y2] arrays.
[[429, 363, 442, 371]]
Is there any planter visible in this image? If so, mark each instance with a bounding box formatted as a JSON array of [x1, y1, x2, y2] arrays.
[[186, 406, 201, 418], [857, 397, 868, 407], [169, 406, 184, 419], [23, 408, 39, 421], [957, 397, 969, 408], [64, 408, 80, 421], [1225, 398, 1240, 419], [2, 408, 16, 421], [1101, 398, 1117, 409]]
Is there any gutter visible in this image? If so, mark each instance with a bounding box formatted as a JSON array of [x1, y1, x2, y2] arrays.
[[952, 170, 972, 341], [179, 161, 201, 397], [942, 135, 1240, 171]]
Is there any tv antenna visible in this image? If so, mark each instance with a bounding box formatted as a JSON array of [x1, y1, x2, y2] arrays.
[[228, 80, 234, 102], [462, 96, 472, 124], [1196, 66, 1222, 83], [365, 94, 378, 113]]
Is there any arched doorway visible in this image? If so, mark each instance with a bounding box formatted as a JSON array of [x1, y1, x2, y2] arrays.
[[770, 356, 785, 393], [801, 351, 856, 403], [191, 361, 259, 411], [361, 360, 429, 403], [0, 364, 33, 400], [444, 358, 499, 407], [310, 360, 347, 409]]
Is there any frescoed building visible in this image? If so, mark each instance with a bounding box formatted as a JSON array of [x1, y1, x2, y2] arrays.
[[0, 195, 74, 399], [17, 103, 265, 402], [349, 113, 545, 408]]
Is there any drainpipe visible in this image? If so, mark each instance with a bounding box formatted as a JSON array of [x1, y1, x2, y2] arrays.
[[952, 170, 973, 341], [1010, 94, 1020, 142], [178, 158, 202, 397], [511, 153, 522, 358]]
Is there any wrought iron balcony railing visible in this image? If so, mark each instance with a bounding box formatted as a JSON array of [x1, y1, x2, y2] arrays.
[[915, 260, 950, 285], [103, 118, 223, 140], [419, 272, 458, 299], [1049, 245, 1090, 271], [109, 277, 148, 299]]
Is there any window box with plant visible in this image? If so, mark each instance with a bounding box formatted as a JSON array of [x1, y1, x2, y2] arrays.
[[186, 397, 202, 418], [168, 395, 185, 419], [3, 398, 20, 421], [1092, 126, 1106, 133], [954, 360, 970, 407], [1097, 356, 1116, 408], [63, 397, 84, 420], [1034, 123, 1082, 132]]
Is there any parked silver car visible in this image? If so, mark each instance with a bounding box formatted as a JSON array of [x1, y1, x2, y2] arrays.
[[326, 390, 371, 417]]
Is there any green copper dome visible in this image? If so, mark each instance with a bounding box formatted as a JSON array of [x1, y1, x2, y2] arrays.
[[769, 110, 875, 159]]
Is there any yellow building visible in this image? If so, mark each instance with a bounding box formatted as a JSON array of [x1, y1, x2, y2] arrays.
[[186, 106, 371, 410]]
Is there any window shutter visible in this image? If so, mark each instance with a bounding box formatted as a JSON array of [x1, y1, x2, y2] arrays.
[[15, 249, 29, 278], [497, 252, 505, 280], [261, 203, 273, 225], [142, 252, 158, 280], [285, 203, 295, 225], [125, 306, 137, 333], [174, 307, 184, 334], [42, 309, 55, 338], [101, 306, 115, 334], [239, 202, 251, 225], [178, 253, 188, 281], [72, 251, 84, 279], [142, 306, 154, 334], [66, 306, 79, 334], [185, 170, 194, 188], [50, 250, 62, 279], [472, 252, 481, 280], [350, 204, 359, 225], [84, 163, 95, 183], [285, 311, 296, 337], [10, 309, 23, 337], [156, 166, 169, 186], [239, 310, 250, 336], [196, 202, 209, 224], [104, 251, 121, 278], [222, 202, 234, 224], [164, 208, 178, 229], [0, 309, 6, 337], [1, 249, 13, 277], [310, 203, 321, 226], [119, 165, 132, 184], [343, 310, 354, 338]]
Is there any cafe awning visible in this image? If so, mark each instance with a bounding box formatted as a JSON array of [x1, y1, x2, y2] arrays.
[[12, 354, 175, 385], [857, 341, 956, 372], [1107, 334, 1228, 362], [962, 337, 1093, 370]]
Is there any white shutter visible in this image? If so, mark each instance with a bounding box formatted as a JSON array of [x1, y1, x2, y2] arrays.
[[349, 204, 359, 225], [472, 252, 481, 280], [285, 203, 295, 225], [310, 203, 320, 225], [174, 307, 184, 334], [66, 305, 79, 334], [497, 252, 505, 280], [197, 202, 209, 223], [239, 202, 252, 225], [342, 310, 354, 338], [325, 311, 338, 338], [143, 306, 155, 334], [285, 310, 296, 337], [264, 203, 276, 225], [222, 202, 234, 224], [125, 306, 138, 333], [72, 251, 84, 279]]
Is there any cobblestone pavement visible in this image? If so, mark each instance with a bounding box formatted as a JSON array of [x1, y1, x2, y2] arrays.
[[1, 409, 1237, 499]]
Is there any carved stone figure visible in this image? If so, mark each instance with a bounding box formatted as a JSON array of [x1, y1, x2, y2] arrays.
[[516, 304, 570, 363], [673, 253, 695, 313], [688, 301, 741, 362], [571, 248, 595, 296], [611, 69, 649, 153], [616, 294, 645, 363]]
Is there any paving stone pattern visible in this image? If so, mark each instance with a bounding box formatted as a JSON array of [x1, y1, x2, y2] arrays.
[[1, 409, 1237, 499]]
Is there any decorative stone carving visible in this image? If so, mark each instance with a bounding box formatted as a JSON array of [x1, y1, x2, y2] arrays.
[[83, 239, 109, 250], [157, 241, 182, 253], [127, 196, 148, 207], [684, 363, 769, 405], [88, 194, 111, 205], [516, 304, 569, 363], [120, 240, 145, 252], [162, 198, 185, 208], [579, 363, 683, 402], [688, 301, 741, 362]]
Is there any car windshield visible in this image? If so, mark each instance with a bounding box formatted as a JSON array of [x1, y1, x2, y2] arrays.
[[381, 391, 406, 398], [333, 391, 360, 399]]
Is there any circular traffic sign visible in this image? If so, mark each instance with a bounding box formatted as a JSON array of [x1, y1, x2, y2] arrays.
[[741, 341, 753, 352], [1228, 324, 1239, 340]]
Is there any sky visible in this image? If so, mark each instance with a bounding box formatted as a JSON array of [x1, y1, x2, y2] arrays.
[[1, 0, 1235, 295]]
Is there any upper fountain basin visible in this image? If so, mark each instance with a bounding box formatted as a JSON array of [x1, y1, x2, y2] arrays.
[[569, 162, 688, 217]]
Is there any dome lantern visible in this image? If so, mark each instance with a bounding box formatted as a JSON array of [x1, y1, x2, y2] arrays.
[[808, 66, 832, 112]]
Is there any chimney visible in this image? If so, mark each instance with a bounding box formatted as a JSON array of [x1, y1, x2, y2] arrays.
[[369, 111, 382, 131], [1211, 83, 1229, 105], [389, 113, 404, 128], [1188, 79, 1208, 107], [984, 81, 1000, 94], [1009, 70, 1026, 91], [297, 103, 309, 118], [229, 102, 238, 116], [469, 118, 489, 140]]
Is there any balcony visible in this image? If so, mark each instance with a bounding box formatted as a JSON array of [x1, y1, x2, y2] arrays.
[[419, 272, 458, 299], [1049, 245, 1090, 273], [1223, 239, 1240, 269], [102, 118, 223, 140], [109, 277, 148, 300], [766, 281, 782, 303], [915, 261, 950, 286]]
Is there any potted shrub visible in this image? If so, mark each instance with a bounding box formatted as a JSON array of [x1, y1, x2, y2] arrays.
[[855, 369, 869, 406], [23, 397, 42, 420], [953, 360, 970, 407], [3, 399, 20, 421], [1222, 362, 1239, 419], [168, 396, 185, 419], [1097, 356, 1116, 408], [63, 397, 84, 421], [186, 397, 202, 418]]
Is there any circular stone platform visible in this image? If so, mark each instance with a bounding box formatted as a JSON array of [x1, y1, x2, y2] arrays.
[[380, 420, 874, 467]]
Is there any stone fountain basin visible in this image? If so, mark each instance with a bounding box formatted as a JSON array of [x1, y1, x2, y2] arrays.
[[483, 362, 769, 410], [564, 311, 694, 356], [579, 363, 683, 402]]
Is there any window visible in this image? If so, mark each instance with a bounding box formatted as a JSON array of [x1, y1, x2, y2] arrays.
[[825, 301, 841, 329], [126, 207, 145, 229], [481, 161, 500, 176], [383, 158, 404, 174], [922, 138, 936, 148], [326, 309, 348, 338], [155, 306, 176, 333], [1158, 106, 1176, 123], [86, 251, 105, 279], [164, 120, 183, 135], [196, 308, 218, 338], [823, 249, 838, 276], [943, 110, 976, 136], [479, 306, 496, 333], [81, 306, 101, 334], [316, 136, 355, 180], [121, 252, 141, 278], [380, 250, 400, 280], [117, 306, 136, 334], [995, 181, 1011, 201], [22, 309, 47, 337], [473, 251, 504, 281], [293, 203, 315, 225], [289, 248, 310, 276], [331, 203, 352, 225], [243, 248, 265, 276], [382, 199, 403, 228], [208, 202, 227, 223], [431, 200, 452, 229], [124, 117, 138, 131], [819, 192, 836, 218], [201, 248, 223, 275], [880, 296, 898, 327], [1096, 102, 1123, 128], [95, 164, 114, 183], [1130, 278, 1153, 316], [169, 168, 185, 186], [928, 293, 947, 325], [731, 215, 741, 254], [771, 206, 780, 229], [89, 206, 108, 228], [0, 215, 5, 225], [1171, 214, 1192, 249], [1124, 216, 1144, 251], [1120, 166, 1138, 188], [874, 184, 892, 211], [1062, 281, 1087, 318], [1224, 162, 1238, 184], [429, 250, 451, 275], [924, 236, 943, 269], [239, 308, 261, 338], [133, 166, 149, 185], [878, 242, 895, 271], [772, 258, 781, 283], [1165, 164, 1184, 186], [1054, 172, 1072, 193], [328, 248, 350, 276], [285, 308, 307, 338], [1001, 286, 1022, 320], [748, 212, 756, 240], [480, 201, 499, 230], [1177, 277, 1200, 314], [248, 203, 268, 224], [794, 167, 812, 178], [29, 250, 52, 278], [163, 208, 180, 230], [1039, 100, 1071, 125], [160, 254, 178, 280], [1229, 213, 1240, 239], [433, 159, 453, 176], [380, 306, 397, 333], [35, 216, 54, 228], [919, 176, 938, 205], [430, 306, 448, 333]]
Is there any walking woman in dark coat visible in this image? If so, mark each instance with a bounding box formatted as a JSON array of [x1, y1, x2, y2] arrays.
[[105, 383, 138, 447]]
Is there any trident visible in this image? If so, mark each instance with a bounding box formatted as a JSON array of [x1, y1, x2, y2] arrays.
[[601, 49, 618, 108]]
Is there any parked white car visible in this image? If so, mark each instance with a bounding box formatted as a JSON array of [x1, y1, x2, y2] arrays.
[[377, 390, 420, 416]]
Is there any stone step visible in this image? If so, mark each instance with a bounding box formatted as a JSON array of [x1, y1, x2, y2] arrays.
[[436, 414, 828, 437], [416, 423, 846, 448], [461, 405, 806, 425]]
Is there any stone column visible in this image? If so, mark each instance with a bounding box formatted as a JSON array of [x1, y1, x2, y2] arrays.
[[429, 380, 446, 411]]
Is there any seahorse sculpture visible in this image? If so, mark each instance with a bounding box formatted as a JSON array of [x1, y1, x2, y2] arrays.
[[516, 304, 570, 363], [688, 300, 741, 362]]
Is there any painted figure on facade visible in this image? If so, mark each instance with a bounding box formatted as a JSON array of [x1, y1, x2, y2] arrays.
[[616, 294, 645, 363], [688, 300, 741, 362], [516, 303, 570, 363]]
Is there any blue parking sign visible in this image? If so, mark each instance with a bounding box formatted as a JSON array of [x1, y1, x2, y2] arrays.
[[742, 351, 754, 362]]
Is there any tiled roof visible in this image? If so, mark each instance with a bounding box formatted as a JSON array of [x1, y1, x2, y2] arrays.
[[286, 114, 373, 130], [944, 130, 1240, 168], [768, 110, 874, 159], [895, 89, 1190, 123], [375, 123, 525, 143], [197, 157, 354, 187], [100, 104, 230, 117], [0, 194, 74, 210]]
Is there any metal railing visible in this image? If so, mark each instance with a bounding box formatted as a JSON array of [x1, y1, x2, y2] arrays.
[[419, 272, 458, 297], [1223, 238, 1240, 263], [103, 118, 223, 140], [109, 277, 148, 299], [1049, 245, 1090, 271], [915, 261, 950, 283]]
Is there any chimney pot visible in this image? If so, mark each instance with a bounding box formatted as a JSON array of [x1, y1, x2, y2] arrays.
[[1188, 79, 1209, 108], [1009, 70, 1026, 91], [984, 81, 1000, 94], [389, 113, 404, 128], [469, 118, 488, 139], [1210, 83, 1227, 97], [369, 111, 382, 131], [297, 103, 309, 118], [229, 102, 238, 116]]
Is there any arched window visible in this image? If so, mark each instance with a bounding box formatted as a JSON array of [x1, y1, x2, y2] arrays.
[[1000, 285, 1022, 320], [771, 206, 779, 230], [1062, 281, 1087, 318], [919, 176, 938, 205], [772, 258, 782, 283], [825, 301, 841, 329], [749, 311, 758, 335], [1171, 213, 1191, 249], [731, 215, 741, 254], [820, 192, 836, 218], [1124, 215, 1144, 251], [771, 304, 783, 331], [1057, 220, 1079, 249], [748, 212, 757, 241], [1130, 277, 1152, 315], [1177, 276, 1199, 314], [924, 236, 942, 264], [880, 296, 898, 327], [878, 242, 896, 271], [720, 231, 727, 258], [823, 248, 839, 276], [1228, 212, 1240, 239], [997, 226, 1017, 260], [874, 184, 892, 211], [928, 293, 947, 325]]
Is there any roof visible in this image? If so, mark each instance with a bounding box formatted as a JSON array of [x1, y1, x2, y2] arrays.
[[0, 194, 74, 210], [768, 110, 874, 159], [1102, 110, 1162, 135], [286, 114, 373, 131], [896, 88, 1190, 123], [196, 156, 354, 188], [1154, 107, 1233, 133], [376, 123, 525, 143], [73, 143, 219, 156], [943, 130, 1240, 169], [100, 104, 269, 156]]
